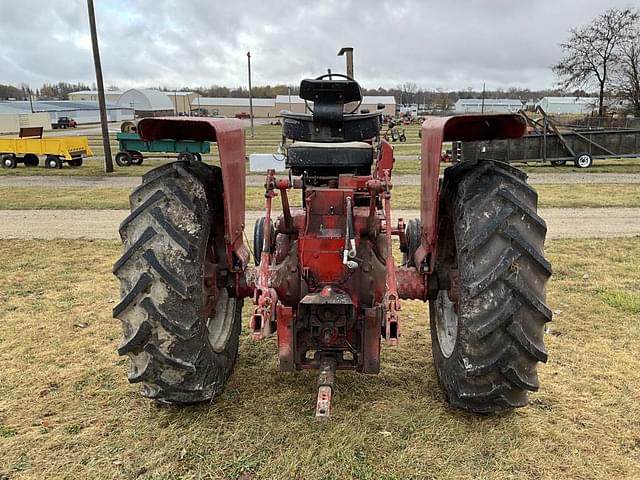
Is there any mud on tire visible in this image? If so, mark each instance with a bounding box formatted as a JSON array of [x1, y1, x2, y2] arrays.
[[430, 160, 552, 413], [113, 160, 243, 403]]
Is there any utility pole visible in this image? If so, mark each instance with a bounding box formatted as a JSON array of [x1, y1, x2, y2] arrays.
[[24, 85, 34, 113], [481, 82, 486, 113], [87, 0, 113, 173], [247, 51, 254, 139]]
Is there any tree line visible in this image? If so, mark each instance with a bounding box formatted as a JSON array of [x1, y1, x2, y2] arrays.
[[0, 82, 94, 101]]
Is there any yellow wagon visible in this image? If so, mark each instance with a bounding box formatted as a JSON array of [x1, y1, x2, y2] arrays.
[[0, 128, 93, 169]]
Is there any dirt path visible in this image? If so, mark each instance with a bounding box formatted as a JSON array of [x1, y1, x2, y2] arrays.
[[2, 172, 640, 188], [1, 208, 638, 240]]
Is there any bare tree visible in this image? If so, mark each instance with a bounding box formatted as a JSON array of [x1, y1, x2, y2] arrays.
[[553, 8, 639, 116], [614, 23, 640, 116]]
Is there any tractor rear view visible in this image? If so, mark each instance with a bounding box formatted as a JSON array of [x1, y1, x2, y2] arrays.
[[113, 75, 551, 416]]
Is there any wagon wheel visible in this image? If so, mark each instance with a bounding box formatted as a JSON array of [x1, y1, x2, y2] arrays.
[[23, 154, 39, 167], [2, 154, 17, 169], [550, 160, 566, 166], [115, 152, 133, 167], [574, 152, 592, 169], [46, 156, 62, 169], [131, 151, 144, 165]]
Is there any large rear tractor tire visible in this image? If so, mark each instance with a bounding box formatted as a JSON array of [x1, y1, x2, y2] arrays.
[[113, 160, 243, 403], [430, 160, 552, 413]]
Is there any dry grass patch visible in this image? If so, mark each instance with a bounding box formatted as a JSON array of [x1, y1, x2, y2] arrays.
[[0, 238, 639, 479]]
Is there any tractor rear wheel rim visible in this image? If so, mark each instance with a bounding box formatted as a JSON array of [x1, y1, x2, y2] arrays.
[[577, 154, 590, 167], [435, 290, 458, 358], [203, 239, 234, 353]]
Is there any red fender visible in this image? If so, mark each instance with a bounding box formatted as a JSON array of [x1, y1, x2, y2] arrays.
[[137, 117, 249, 271], [418, 113, 527, 272]]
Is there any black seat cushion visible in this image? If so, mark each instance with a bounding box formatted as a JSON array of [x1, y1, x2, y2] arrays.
[[287, 142, 373, 175], [282, 112, 381, 142]]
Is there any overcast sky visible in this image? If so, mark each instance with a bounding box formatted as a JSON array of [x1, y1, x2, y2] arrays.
[[0, 0, 637, 92]]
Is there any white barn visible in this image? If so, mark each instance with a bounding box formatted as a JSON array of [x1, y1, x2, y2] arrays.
[[454, 98, 523, 113], [535, 97, 597, 115], [117, 89, 175, 117]]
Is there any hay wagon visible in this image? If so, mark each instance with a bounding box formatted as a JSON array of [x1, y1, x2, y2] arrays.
[[0, 127, 93, 169]]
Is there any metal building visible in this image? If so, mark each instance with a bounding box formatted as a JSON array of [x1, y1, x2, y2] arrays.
[[193, 98, 276, 118], [169, 92, 200, 115], [535, 97, 597, 115], [117, 89, 175, 117], [454, 98, 523, 113], [68, 90, 124, 103], [0, 100, 133, 127]]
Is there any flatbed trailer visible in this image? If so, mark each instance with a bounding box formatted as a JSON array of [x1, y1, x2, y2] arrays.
[[456, 108, 640, 168], [115, 132, 211, 166], [0, 128, 93, 169]]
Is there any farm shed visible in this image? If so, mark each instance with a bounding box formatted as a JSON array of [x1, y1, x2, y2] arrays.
[[117, 89, 175, 117], [0, 100, 133, 127], [169, 92, 200, 115], [535, 97, 597, 115], [68, 90, 124, 102], [274, 95, 396, 116], [193, 97, 276, 118], [0, 112, 50, 134], [454, 98, 523, 113]]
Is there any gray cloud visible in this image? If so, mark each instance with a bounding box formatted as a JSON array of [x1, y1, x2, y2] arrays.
[[0, 0, 637, 90]]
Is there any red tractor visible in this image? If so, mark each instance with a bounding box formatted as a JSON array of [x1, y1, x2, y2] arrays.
[[113, 75, 551, 417]]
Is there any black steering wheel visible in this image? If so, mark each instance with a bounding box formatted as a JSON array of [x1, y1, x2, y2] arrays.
[[304, 73, 363, 115]]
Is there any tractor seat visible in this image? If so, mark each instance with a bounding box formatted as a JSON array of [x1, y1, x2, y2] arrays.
[[286, 141, 373, 176]]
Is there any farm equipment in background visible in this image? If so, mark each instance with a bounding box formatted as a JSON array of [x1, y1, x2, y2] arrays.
[[382, 119, 406, 142], [114, 121, 211, 166], [0, 127, 92, 168], [456, 106, 640, 168], [113, 75, 552, 417], [51, 116, 77, 129]]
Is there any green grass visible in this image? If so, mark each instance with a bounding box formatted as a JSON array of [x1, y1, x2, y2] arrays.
[[598, 290, 640, 314], [0, 238, 639, 478], [3, 183, 638, 210], [3, 122, 638, 177]]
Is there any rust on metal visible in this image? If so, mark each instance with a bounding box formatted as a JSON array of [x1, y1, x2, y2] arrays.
[[137, 117, 248, 270], [418, 114, 527, 272]]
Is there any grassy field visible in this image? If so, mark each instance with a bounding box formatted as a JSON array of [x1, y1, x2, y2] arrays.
[[1, 183, 639, 210], [0, 238, 639, 479], [1, 123, 640, 177]]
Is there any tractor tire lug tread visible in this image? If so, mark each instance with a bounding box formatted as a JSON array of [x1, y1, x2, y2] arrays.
[[430, 160, 552, 413], [113, 160, 243, 404]]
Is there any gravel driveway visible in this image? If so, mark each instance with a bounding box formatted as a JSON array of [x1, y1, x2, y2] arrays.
[[1, 208, 638, 240]]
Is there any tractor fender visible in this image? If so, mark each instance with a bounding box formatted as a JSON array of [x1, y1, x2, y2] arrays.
[[137, 117, 249, 271], [418, 113, 526, 273]]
